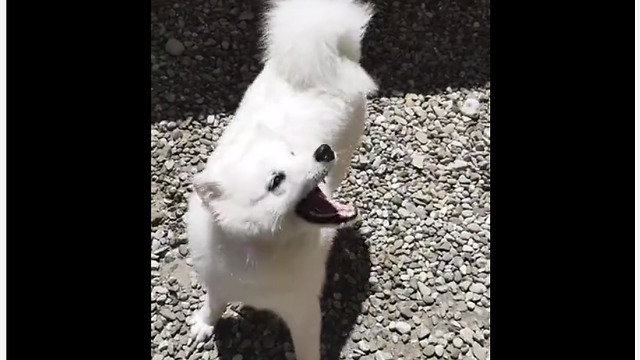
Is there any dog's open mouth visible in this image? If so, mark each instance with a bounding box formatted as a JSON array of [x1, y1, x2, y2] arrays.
[[295, 186, 357, 224]]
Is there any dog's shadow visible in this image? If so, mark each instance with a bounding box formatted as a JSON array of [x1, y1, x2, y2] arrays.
[[212, 227, 372, 360]]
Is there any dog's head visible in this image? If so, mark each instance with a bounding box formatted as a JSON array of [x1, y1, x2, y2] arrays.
[[193, 140, 357, 238]]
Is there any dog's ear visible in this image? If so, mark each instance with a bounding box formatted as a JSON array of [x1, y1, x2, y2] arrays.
[[193, 172, 223, 207]]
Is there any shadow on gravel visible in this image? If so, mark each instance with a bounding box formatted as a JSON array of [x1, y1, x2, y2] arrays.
[[151, 0, 489, 123], [362, 0, 490, 96], [212, 227, 372, 360]]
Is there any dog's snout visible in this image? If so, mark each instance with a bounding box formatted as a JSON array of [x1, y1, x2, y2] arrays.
[[313, 144, 335, 163]]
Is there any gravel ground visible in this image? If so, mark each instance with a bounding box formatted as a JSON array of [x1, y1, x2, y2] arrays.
[[151, 1, 490, 359]]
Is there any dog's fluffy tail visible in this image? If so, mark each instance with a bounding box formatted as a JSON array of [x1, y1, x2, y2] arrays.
[[262, 0, 375, 90]]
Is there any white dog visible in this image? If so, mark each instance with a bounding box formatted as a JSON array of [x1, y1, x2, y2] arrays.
[[185, 0, 377, 359]]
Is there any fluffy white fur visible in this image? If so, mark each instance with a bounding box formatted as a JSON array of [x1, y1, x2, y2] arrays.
[[185, 1, 376, 359]]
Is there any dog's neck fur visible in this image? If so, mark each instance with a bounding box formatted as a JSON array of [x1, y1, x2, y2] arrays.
[[208, 219, 325, 288], [212, 218, 319, 258]]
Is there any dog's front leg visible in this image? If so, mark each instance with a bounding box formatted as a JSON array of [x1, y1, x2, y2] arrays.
[[275, 296, 321, 360], [187, 288, 227, 343]]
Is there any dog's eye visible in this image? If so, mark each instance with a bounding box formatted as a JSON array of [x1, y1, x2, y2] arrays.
[[267, 172, 286, 192]]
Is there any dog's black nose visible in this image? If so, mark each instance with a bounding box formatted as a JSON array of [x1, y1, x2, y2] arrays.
[[314, 144, 335, 162]]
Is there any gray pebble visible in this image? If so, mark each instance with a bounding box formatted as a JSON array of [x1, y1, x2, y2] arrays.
[[473, 342, 488, 360], [433, 106, 446, 117], [423, 345, 435, 357], [415, 131, 429, 144], [159, 308, 176, 321], [418, 282, 431, 298], [171, 129, 182, 140], [238, 10, 254, 20], [443, 124, 455, 134], [458, 175, 470, 184], [394, 321, 412, 334], [460, 328, 474, 344], [449, 160, 469, 170], [418, 326, 431, 339], [434, 344, 444, 357], [358, 340, 371, 353], [165, 38, 185, 56], [412, 154, 425, 169], [469, 283, 487, 294], [165, 160, 175, 170], [467, 223, 482, 232], [460, 98, 480, 116], [375, 351, 393, 360], [153, 286, 168, 294]]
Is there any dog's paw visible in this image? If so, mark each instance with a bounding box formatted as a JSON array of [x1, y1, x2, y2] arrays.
[[187, 309, 214, 342], [189, 321, 214, 342]]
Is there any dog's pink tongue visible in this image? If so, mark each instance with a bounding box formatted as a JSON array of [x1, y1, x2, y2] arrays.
[[310, 189, 355, 217], [332, 201, 356, 217]]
